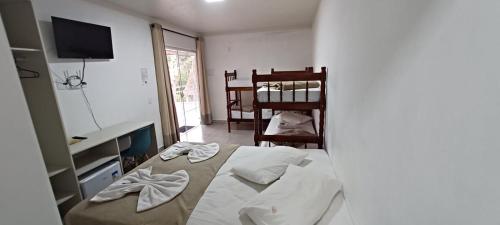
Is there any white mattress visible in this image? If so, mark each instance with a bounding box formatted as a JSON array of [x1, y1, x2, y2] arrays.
[[257, 86, 321, 102], [260, 115, 317, 147], [228, 79, 252, 88], [231, 109, 272, 119], [187, 146, 352, 225]]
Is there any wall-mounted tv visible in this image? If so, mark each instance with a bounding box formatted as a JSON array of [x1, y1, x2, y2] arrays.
[[52, 16, 114, 59]]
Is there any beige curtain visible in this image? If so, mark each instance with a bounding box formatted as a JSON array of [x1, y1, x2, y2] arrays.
[[196, 38, 213, 125], [150, 23, 179, 147]]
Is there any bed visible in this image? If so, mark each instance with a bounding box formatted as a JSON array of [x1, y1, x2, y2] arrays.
[[227, 67, 313, 90], [225, 68, 314, 132], [252, 67, 327, 148], [65, 144, 352, 225], [259, 114, 318, 148], [225, 70, 256, 132], [187, 146, 348, 225]]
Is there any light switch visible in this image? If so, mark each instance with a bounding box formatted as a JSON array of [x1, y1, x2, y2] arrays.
[[141, 68, 148, 85]]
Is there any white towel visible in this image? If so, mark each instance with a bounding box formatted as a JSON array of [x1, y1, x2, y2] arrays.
[[90, 167, 189, 212], [188, 143, 220, 163], [160, 142, 193, 161], [160, 142, 220, 163]]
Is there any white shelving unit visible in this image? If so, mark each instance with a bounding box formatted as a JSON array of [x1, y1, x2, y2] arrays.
[[75, 155, 119, 176], [47, 165, 70, 178], [0, 0, 158, 217], [55, 192, 76, 205], [11, 46, 40, 52], [0, 0, 81, 216]]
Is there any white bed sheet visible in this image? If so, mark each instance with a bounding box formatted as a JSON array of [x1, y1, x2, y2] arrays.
[[257, 86, 321, 102], [231, 109, 272, 120], [187, 146, 353, 225], [260, 115, 317, 147], [228, 79, 252, 88]]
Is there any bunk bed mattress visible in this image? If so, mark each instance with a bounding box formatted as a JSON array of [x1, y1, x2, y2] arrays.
[[228, 79, 252, 88], [230, 109, 272, 119], [256, 86, 321, 102], [187, 146, 348, 225]]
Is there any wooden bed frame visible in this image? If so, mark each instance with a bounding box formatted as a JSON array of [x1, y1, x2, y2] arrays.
[[252, 67, 327, 148], [225, 68, 314, 133], [225, 70, 254, 132]]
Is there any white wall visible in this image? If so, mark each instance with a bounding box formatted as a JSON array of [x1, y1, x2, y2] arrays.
[[32, 0, 164, 147], [314, 0, 500, 225], [0, 15, 62, 225], [204, 29, 313, 120]]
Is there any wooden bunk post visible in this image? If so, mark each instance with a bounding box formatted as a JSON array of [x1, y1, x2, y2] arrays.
[[225, 70, 232, 132], [318, 67, 327, 149], [252, 69, 259, 146]]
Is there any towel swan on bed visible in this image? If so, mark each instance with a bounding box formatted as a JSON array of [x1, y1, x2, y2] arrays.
[[90, 167, 189, 212], [160, 142, 220, 163]]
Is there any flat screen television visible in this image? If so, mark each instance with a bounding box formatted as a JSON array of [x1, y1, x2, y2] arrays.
[[52, 16, 114, 59]]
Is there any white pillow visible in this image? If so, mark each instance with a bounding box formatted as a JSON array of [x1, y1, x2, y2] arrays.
[[239, 165, 342, 225], [278, 111, 312, 125], [231, 146, 308, 185]]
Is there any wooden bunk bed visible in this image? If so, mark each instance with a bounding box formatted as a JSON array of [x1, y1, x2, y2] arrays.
[[224, 70, 263, 132], [252, 67, 327, 148], [224, 68, 313, 132]]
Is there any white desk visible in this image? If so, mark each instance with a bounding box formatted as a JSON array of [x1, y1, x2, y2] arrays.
[[69, 121, 157, 177]]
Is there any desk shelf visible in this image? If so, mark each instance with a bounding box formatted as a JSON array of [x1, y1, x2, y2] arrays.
[[75, 154, 119, 176], [72, 137, 122, 177], [69, 121, 155, 155]]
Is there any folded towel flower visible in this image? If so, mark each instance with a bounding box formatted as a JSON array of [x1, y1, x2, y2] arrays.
[[160, 142, 220, 163], [90, 167, 189, 212]]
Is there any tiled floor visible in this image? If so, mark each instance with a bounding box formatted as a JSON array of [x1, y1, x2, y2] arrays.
[[180, 121, 256, 146]]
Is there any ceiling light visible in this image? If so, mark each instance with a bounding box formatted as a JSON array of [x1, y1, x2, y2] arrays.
[[205, 0, 224, 3]]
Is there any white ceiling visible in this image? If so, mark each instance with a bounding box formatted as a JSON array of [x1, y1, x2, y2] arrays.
[[102, 0, 320, 34]]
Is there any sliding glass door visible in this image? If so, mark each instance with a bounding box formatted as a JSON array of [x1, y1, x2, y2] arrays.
[[166, 48, 200, 133]]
